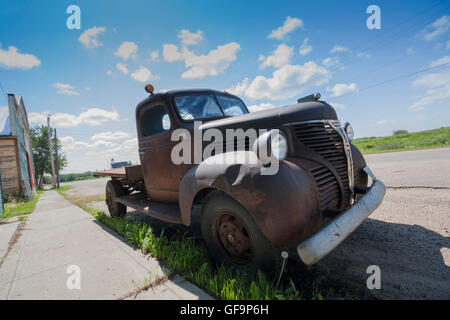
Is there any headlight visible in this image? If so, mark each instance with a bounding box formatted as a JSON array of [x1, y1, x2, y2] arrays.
[[271, 131, 288, 161], [253, 129, 288, 163], [345, 122, 354, 142]]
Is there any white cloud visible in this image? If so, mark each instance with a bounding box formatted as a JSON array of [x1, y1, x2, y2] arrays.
[[429, 55, 450, 67], [299, 38, 312, 55], [330, 45, 350, 54], [322, 56, 340, 67], [376, 120, 388, 126], [357, 52, 372, 59], [406, 47, 416, 55], [61, 134, 140, 173], [163, 44, 183, 62], [78, 26, 106, 48], [178, 29, 203, 45], [53, 82, 80, 96], [150, 50, 159, 61], [327, 82, 357, 97], [130, 66, 159, 83], [409, 58, 450, 111], [163, 42, 241, 79], [106, 70, 112, 76], [91, 131, 131, 141], [116, 62, 129, 74], [268, 16, 303, 40], [259, 43, 293, 69], [420, 15, 449, 41], [330, 103, 347, 110], [247, 103, 276, 112], [226, 77, 250, 96], [0, 45, 41, 69], [114, 41, 138, 60], [228, 62, 331, 101], [28, 108, 121, 128]]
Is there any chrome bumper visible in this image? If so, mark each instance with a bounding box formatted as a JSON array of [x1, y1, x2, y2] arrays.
[[297, 168, 386, 266]]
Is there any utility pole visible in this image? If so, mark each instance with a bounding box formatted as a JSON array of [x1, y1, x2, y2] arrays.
[[54, 128, 60, 189], [47, 115, 56, 188]]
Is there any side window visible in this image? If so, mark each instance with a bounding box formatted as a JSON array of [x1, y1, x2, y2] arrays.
[[141, 105, 171, 137], [215, 95, 248, 116]]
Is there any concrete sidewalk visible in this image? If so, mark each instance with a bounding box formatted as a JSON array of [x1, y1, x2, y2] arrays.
[[0, 190, 212, 300]]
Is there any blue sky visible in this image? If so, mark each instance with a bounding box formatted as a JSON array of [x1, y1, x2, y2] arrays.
[[0, 0, 449, 173]]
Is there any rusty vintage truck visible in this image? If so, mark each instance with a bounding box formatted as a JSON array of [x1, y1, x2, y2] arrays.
[[94, 85, 386, 276]]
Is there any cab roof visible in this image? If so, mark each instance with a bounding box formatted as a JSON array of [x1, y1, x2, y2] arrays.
[[135, 88, 243, 114]]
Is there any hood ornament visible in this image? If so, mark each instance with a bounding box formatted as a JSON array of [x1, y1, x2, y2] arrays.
[[297, 92, 321, 103]]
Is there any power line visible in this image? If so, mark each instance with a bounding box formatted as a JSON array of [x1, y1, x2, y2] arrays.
[[333, 1, 445, 69], [326, 61, 450, 101]]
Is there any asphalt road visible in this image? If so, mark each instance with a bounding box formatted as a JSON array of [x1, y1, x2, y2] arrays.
[[314, 147, 450, 299], [364, 147, 450, 187], [63, 148, 450, 299]]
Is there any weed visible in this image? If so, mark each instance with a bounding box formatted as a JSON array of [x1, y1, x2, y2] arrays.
[[60, 193, 356, 300], [1, 194, 40, 221]]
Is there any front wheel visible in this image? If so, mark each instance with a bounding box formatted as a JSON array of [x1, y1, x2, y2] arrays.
[[105, 180, 127, 217], [201, 191, 282, 278]]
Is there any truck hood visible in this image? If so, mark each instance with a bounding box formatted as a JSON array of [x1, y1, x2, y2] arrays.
[[199, 101, 337, 131]]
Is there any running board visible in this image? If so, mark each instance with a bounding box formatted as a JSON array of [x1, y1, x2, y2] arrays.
[[115, 193, 183, 224]]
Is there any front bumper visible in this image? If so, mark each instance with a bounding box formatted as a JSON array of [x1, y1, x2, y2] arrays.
[[297, 167, 386, 266]]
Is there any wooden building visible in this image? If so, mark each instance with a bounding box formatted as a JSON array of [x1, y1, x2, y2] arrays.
[[0, 94, 36, 201]]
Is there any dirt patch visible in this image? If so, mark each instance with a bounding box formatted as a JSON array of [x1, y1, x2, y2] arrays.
[[118, 274, 171, 300], [0, 220, 26, 268]]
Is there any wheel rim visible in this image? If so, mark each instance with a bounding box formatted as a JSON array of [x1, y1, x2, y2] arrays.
[[213, 210, 253, 266]]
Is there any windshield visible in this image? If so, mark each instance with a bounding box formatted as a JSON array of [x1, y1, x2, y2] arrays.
[[174, 94, 248, 120]]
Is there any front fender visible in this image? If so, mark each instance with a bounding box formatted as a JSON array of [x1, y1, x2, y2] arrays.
[[179, 151, 322, 245]]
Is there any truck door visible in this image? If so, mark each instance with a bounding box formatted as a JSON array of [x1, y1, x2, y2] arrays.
[[138, 101, 184, 203]]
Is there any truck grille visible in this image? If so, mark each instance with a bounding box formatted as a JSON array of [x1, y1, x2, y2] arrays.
[[292, 122, 350, 210]]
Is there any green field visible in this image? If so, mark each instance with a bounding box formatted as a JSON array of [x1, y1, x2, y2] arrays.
[[353, 127, 450, 154]]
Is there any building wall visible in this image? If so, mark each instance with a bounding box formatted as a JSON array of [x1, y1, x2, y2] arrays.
[[0, 137, 20, 196], [8, 94, 35, 199]]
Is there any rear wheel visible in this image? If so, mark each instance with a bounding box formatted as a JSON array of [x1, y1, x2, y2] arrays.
[[105, 180, 127, 217], [201, 191, 281, 278]]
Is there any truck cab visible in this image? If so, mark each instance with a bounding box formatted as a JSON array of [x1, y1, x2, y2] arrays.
[[95, 85, 386, 277]]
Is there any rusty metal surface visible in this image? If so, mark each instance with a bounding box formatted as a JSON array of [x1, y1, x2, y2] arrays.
[[115, 193, 182, 224], [179, 157, 323, 245], [124, 165, 143, 183], [132, 90, 369, 246]]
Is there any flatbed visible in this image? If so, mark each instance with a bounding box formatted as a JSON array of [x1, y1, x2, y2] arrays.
[[93, 167, 126, 179], [93, 165, 143, 182]]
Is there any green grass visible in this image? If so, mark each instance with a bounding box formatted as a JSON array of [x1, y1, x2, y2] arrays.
[[60, 190, 358, 300], [353, 126, 450, 154], [1, 194, 40, 221], [90, 209, 302, 300], [54, 185, 72, 197]]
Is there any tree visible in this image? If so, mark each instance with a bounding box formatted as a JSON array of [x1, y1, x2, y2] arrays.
[[30, 125, 67, 188]]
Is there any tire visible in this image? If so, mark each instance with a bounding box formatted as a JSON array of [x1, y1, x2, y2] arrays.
[[201, 191, 282, 279], [105, 180, 127, 217]]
